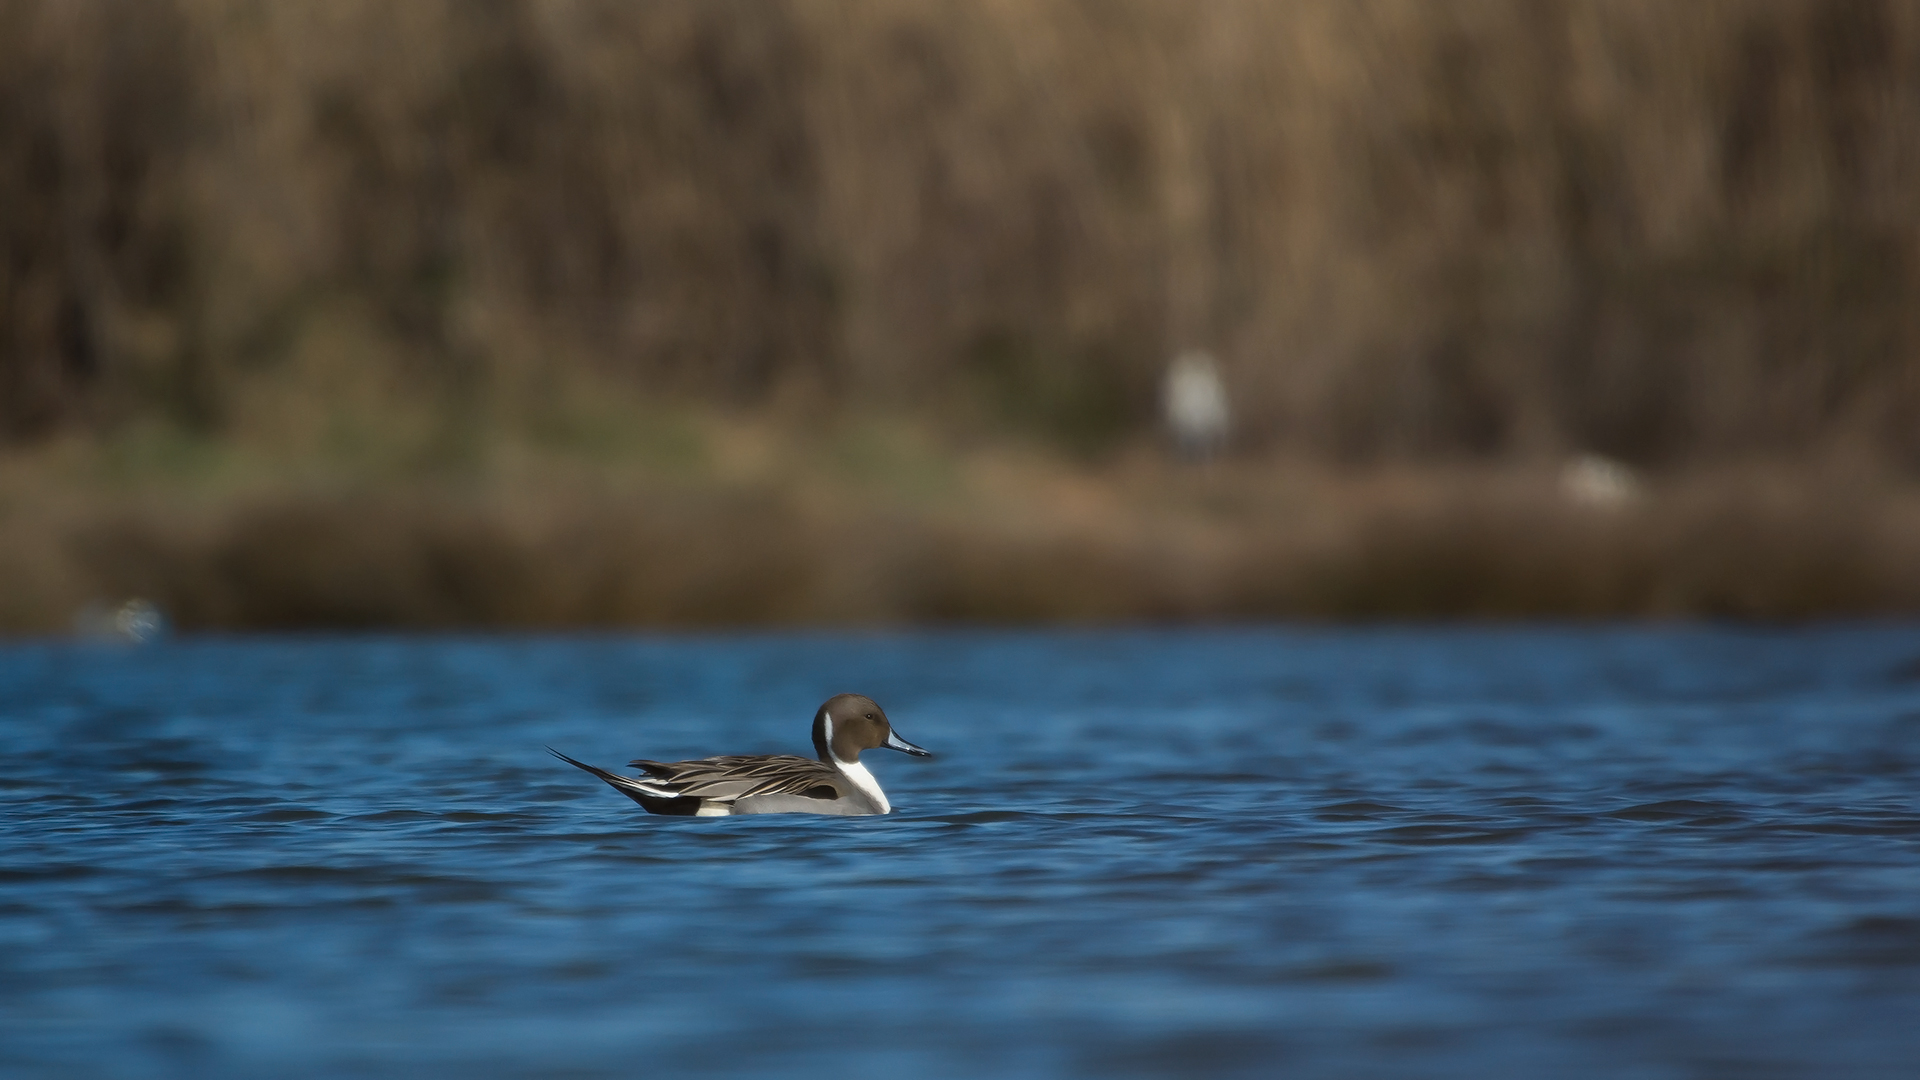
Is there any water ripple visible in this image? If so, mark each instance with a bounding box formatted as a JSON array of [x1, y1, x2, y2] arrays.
[[2, 626, 1919, 1078]]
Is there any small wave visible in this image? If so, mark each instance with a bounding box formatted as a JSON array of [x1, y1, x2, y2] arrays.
[[1798, 915, 1920, 968], [1605, 799, 1743, 823], [1371, 823, 1531, 846], [0, 865, 97, 883], [1312, 800, 1407, 819], [238, 808, 330, 822]]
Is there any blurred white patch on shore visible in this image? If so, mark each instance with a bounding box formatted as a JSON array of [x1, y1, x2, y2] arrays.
[[75, 598, 169, 643], [1560, 454, 1642, 508], [1164, 350, 1229, 460]]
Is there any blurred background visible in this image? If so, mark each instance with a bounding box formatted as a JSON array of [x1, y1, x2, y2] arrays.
[[5, 0, 1920, 631]]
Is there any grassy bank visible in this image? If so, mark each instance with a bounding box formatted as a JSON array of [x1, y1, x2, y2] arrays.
[[6, 405, 1917, 633]]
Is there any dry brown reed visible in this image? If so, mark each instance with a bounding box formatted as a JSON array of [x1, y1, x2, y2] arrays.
[[5, 0, 1920, 462]]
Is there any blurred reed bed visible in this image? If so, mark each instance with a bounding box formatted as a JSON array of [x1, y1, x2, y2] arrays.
[[4, 0, 1920, 629]]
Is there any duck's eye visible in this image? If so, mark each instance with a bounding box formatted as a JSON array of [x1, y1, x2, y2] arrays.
[[865, 712, 875, 719]]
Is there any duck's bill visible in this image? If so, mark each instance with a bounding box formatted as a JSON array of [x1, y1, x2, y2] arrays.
[[884, 730, 933, 757]]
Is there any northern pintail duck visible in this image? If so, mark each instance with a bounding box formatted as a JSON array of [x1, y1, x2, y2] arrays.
[[550, 693, 931, 816]]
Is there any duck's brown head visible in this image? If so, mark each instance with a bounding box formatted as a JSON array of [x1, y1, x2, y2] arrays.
[[811, 693, 931, 764]]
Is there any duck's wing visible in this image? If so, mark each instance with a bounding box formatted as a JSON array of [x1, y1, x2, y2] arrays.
[[629, 754, 849, 802]]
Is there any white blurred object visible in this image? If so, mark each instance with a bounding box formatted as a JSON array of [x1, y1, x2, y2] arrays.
[[75, 598, 169, 643], [1164, 349, 1229, 459], [1559, 454, 1642, 508]]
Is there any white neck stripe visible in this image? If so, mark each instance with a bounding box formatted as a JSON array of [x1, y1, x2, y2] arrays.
[[836, 759, 890, 814]]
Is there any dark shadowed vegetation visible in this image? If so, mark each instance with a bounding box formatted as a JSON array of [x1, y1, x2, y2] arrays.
[[3, 0, 1920, 629]]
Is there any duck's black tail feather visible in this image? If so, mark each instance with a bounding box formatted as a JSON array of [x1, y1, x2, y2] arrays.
[[547, 747, 704, 816]]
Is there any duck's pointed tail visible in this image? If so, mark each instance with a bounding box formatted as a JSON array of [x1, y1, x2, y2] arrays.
[[547, 747, 702, 816]]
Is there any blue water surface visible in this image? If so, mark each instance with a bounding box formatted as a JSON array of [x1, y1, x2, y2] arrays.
[[3, 626, 1920, 1079]]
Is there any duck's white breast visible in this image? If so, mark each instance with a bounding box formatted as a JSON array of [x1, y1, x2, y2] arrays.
[[836, 760, 890, 814]]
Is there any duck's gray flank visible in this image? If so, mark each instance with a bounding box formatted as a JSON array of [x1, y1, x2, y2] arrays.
[[550, 693, 931, 817]]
